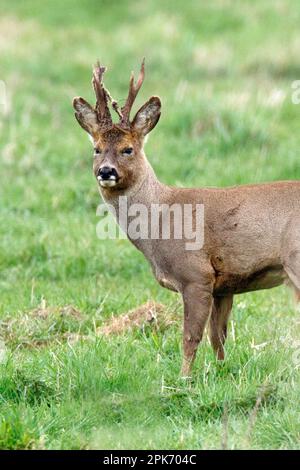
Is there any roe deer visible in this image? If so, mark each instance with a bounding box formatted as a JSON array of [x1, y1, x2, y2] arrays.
[[73, 60, 300, 376]]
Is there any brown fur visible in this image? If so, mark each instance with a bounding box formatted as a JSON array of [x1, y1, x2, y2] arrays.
[[73, 63, 300, 377]]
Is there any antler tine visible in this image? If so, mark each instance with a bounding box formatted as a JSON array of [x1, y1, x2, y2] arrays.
[[120, 58, 145, 128], [92, 62, 113, 129]]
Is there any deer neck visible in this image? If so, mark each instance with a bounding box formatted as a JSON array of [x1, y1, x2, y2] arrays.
[[127, 159, 163, 206]]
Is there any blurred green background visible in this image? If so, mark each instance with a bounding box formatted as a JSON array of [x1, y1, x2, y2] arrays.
[[0, 0, 299, 450]]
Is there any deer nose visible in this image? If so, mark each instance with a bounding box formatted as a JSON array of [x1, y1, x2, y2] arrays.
[[98, 166, 118, 180]]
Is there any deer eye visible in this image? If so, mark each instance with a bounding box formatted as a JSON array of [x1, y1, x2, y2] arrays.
[[94, 148, 102, 156], [122, 147, 133, 156]]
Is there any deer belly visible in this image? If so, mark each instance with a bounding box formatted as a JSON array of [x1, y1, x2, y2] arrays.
[[214, 265, 286, 295]]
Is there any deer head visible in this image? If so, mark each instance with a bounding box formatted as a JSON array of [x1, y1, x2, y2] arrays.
[[73, 60, 161, 192]]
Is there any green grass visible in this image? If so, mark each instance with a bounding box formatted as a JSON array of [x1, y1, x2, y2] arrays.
[[0, 0, 300, 449]]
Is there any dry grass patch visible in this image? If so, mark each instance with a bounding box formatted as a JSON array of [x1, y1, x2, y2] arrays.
[[0, 302, 86, 349], [0, 301, 179, 349], [97, 301, 178, 337], [30, 302, 83, 320]]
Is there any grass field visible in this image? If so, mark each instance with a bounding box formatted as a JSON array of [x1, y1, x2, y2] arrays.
[[0, 0, 300, 450]]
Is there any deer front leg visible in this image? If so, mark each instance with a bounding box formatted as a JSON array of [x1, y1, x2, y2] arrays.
[[181, 282, 214, 377]]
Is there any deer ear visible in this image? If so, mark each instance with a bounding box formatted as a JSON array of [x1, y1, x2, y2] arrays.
[[73, 97, 99, 136], [131, 96, 161, 136]]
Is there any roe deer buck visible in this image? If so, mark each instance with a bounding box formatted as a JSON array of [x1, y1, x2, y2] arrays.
[[73, 60, 300, 376]]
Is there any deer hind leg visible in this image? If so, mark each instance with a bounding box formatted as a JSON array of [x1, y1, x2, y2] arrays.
[[282, 217, 300, 294], [283, 246, 300, 307], [209, 295, 233, 360]]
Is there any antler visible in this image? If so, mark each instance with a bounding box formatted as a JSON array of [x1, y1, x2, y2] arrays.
[[119, 58, 145, 128], [92, 62, 113, 131], [89, 59, 145, 131]]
